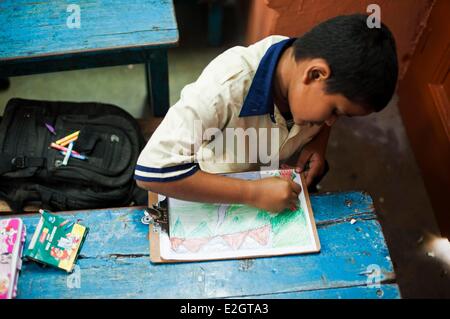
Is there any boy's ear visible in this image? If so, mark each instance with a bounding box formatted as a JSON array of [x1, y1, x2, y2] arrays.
[[302, 59, 331, 84]]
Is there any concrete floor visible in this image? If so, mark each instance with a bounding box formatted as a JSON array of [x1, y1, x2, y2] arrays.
[[323, 98, 450, 298], [1, 1, 449, 298]]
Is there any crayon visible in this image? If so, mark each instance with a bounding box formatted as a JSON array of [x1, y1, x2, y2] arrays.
[[59, 151, 87, 161], [50, 143, 81, 156], [55, 131, 80, 145], [59, 136, 78, 147], [62, 142, 74, 166], [45, 123, 56, 135]]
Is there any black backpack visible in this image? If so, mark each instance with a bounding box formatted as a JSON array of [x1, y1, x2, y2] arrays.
[[0, 98, 147, 212]]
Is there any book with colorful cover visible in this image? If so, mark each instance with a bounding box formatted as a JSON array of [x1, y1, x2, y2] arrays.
[[0, 218, 26, 299], [24, 210, 89, 272]]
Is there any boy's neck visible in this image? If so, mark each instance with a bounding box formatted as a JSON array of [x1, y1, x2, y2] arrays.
[[273, 46, 293, 115]]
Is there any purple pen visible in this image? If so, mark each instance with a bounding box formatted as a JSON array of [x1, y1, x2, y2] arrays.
[[45, 123, 56, 135]]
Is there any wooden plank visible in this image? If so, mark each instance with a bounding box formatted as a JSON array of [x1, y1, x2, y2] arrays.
[[0, 201, 39, 214], [13, 194, 399, 298], [0, 48, 170, 77], [16, 244, 396, 298], [15, 192, 378, 257], [207, 1, 224, 46], [0, 0, 179, 61], [240, 284, 400, 299], [310, 191, 376, 223], [146, 49, 170, 116], [18, 207, 150, 258], [16, 215, 399, 299]]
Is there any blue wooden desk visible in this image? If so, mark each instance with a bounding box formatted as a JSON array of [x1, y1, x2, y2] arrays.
[[0, 0, 178, 116], [10, 191, 400, 298]]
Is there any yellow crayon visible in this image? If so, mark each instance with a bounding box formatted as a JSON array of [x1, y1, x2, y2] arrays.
[[55, 131, 80, 145], [59, 136, 78, 147]]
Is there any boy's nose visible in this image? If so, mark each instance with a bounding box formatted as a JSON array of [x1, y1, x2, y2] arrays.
[[325, 114, 338, 127]]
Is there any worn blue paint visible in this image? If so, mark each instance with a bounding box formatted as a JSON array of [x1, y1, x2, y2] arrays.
[[243, 284, 400, 299], [0, 0, 178, 116], [6, 191, 400, 298], [0, 0, 178, 60]]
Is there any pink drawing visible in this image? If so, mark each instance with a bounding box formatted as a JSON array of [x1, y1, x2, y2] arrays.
[[222, 231, 249, 250], [180, 238, 211, 253], [170, 237, 184, 250], [248, 225, 271, 246], [279, 169, 294, 180]]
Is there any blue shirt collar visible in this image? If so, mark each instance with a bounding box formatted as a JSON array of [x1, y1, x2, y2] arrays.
[[239, 37, 296, 123]]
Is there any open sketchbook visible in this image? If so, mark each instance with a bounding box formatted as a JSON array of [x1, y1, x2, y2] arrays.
[[149, 169, 320, 263]]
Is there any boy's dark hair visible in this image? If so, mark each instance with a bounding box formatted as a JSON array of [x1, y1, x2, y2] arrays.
[[292, 14, 398, 112]]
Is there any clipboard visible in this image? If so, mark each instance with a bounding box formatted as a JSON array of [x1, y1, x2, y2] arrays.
[[147, 191, 167, 263], [148, 172, 320, 264]]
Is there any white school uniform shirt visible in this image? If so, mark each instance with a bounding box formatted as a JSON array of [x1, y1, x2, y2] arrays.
[[134, 35, 323, 182]]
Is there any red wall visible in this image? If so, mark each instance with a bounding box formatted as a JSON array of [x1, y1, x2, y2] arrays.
[[246, 0, 436, 78]]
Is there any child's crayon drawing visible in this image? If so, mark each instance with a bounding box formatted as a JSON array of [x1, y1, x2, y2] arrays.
[[159, 169, 320, 261]]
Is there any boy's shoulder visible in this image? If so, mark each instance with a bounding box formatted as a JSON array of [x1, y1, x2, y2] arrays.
[[247, 35, 290, 52], [226, 35, 289, 64], [198, 35, 290, 87]]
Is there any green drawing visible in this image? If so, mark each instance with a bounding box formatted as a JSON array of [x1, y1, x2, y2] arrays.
[[167, 170, 316, 254]]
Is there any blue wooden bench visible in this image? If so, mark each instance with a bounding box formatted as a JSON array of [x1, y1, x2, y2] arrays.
[[10, 191, 400, 298], [0, 0, 178, 117]]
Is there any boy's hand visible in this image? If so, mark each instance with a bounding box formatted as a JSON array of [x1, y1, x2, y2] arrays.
[[282, 125, 330, 187], [247, 177, 301, 213], [281, 146, 326, 186]]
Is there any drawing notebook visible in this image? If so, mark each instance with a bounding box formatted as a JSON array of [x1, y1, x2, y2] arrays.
[[149, 169, 320, 263]]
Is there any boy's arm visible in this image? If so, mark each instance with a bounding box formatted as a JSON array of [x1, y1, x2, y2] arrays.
[[136, 170, 301, 213]]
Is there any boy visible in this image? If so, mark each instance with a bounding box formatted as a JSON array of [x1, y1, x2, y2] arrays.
[[135, 14, 398, 213]]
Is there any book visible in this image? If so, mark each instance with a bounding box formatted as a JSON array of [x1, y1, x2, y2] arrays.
[[0, 218, 26, 299], [24, 210, 88, 272], [150, 169, 320, 263]]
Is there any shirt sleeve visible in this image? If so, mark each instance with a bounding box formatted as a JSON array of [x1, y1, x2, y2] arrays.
[[134, 81, 228, 182], [134, 45, 249, 182]]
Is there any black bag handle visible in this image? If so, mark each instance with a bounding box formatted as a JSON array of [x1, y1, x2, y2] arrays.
[[0, 154, 46, 175]]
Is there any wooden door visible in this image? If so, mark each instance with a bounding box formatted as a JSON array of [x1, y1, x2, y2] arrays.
[[398, 0, 450, 237]]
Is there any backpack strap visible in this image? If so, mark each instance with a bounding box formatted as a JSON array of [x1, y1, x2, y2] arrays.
[[0, 154, 46, 175]]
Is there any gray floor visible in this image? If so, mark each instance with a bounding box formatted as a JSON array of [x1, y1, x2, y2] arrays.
[[1, 2, 449, 298], [322, 98, 450, 298]]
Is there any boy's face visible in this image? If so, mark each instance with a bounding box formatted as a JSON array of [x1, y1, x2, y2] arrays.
[[287, 58, 373, 126]]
